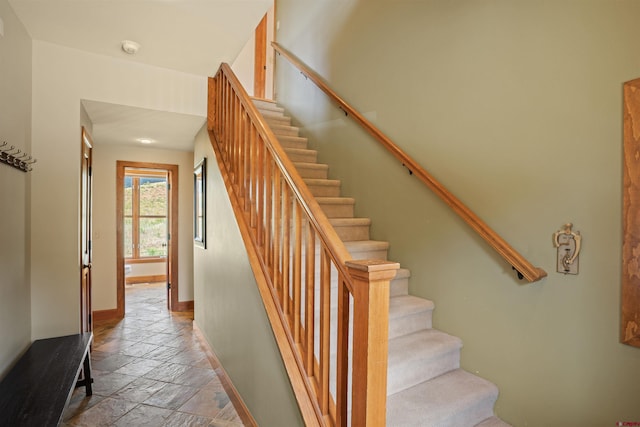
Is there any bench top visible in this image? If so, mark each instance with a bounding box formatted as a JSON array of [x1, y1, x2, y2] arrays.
[[0, 333, 93, 427]]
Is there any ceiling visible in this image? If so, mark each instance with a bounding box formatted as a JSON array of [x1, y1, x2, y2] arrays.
[[10, 0, 271, 150]]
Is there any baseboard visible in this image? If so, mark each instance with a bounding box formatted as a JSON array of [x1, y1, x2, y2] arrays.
[[193, 321, 258, 427], [125, 274, 166, 285], [92, 308, 120, 322], [174, 300, 194, 312]]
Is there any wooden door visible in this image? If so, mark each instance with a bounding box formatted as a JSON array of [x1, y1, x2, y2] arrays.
[[254, 13, 267, 99], [80, 128, 93, 333]]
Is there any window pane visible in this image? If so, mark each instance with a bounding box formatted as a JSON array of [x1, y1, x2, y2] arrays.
[[124, 217, 133, 258], [124, 176, 133, 216], [139, 217, 167, 257], [139, 177, 167, 216]]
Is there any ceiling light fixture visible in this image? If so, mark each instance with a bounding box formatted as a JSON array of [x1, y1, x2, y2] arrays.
[[137, 138, 154, 144], [121, 40, 140, 55]]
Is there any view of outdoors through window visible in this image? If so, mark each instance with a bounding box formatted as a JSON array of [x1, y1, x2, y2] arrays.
[[124, 170, 168, 259]]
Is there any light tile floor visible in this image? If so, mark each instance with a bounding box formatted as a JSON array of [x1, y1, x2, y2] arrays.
[[62, 283, 244, 427]]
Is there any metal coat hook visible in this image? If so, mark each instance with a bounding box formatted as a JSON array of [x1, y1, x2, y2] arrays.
[[0, 141, 36, 173]]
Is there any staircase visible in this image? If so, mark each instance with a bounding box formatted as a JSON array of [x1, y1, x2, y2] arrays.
[[253, 98, 511, 427]]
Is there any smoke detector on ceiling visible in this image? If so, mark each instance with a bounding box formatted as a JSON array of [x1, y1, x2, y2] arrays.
[[121, 40, 140, 55]]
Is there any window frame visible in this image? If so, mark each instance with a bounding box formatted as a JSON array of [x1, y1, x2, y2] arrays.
[[123, 168, 169, 261]]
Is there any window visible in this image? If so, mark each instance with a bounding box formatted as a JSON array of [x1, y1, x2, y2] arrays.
[[124, 169, 168, 260]]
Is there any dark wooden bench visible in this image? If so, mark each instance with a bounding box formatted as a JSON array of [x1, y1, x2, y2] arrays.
[[0, 333, 93, 427]]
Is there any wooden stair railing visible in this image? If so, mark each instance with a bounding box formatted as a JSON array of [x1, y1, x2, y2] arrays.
[[208, 64, 399, 426], [272, 42, 547, 283]]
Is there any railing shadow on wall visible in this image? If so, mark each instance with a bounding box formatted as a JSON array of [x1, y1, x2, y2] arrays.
[[271, 42, 546, 284], [208, 63, 397, 426]]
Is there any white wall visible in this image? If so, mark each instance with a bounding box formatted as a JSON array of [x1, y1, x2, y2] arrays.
[[92, 144, 194, 311], [0, 0, 32, 376], [30, 40, 205, 338], [275, 1, 640, 426]]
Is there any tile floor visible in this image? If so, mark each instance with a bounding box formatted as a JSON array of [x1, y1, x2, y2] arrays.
[[62, 283, 245, 427]]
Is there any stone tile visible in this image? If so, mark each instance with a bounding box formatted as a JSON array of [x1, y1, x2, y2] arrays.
[[119, 341, 160, 358], [140, 332, 178, 346], [66, 397, 137, 426], [144, 382, 199, 410], [178, 388, 230, 419], [144, 345, 185, 362], [144, 361, 191, 382], [111, 377, 167, 403], [114, 357, 163, 377], [164, 411, 214, 427], [113, 404, 173, 427], [215, 401, 242, 423], [62, 388, 106, 421], [92, 353, 137, 372], [91, 371, 137, 396], [172, 366, 217, 388], [94, 337, 138, 353]]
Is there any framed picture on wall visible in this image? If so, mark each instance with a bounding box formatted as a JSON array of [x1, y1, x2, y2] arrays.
[[194, 158, 206, 248]]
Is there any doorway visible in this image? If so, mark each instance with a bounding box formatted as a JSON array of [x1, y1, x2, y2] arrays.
[[80, 127, 93, 333], [116, 161, 179, 316]]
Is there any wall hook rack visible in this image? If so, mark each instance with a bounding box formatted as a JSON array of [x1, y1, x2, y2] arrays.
[[0, 141, 36, 173]]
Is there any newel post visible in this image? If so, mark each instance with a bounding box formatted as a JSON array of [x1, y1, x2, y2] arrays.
[[346, 259, 400, 427]]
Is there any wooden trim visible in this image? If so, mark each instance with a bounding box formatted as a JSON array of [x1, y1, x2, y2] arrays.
[[125, 275, 166, 285], [622, 78, 640, 348], [175, 300, 194, 312], [254, 13, 267, 99], [125, 257, 166, 265], [271, 42, 546, 283], [193, 322, 258, 427], [92, 309, 120, 322], [116, 161, 179, 315]]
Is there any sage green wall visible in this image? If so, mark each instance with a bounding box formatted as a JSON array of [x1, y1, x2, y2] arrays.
[[274, 1, 640, 426], [192, 127, 303, 426], [0, 0, 32, 377]]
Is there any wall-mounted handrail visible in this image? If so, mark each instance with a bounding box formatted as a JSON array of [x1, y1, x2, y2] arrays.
[[208, 63, 397, 426], [272, 42, 546, 283]]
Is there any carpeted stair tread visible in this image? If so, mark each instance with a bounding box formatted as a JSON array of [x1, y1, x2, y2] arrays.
[[387, 369, 499, 427], [293, 162, 329, 179], [283, 147, 317, 163], [269, 123, 300, 137], [387, 329, 462, 395], [277, 135, 309, 149], [388, 295, 434, 338], [344, 239, 390, 260], [252, 98, 282, 112]]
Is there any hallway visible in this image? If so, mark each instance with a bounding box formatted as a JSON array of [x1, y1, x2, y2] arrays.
[[62, 283, 245, 426]]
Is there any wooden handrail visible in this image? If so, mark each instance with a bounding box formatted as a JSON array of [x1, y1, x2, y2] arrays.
[[272, 42, 547, 283], [208, 64, 397, 426]]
